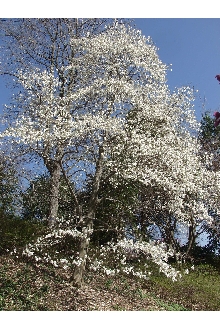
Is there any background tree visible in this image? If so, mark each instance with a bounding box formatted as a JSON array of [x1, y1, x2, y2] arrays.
[[0, 153, 45, 254], [199, 111, 220, 170], [0, 155, 18, 215], [197, 111, 220, 256], [21, 174, 78, 221]]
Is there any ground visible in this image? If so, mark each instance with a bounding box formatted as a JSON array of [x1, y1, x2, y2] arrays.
[[0, 255, 219, 311]]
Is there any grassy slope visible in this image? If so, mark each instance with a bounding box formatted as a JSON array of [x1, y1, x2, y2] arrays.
[[0, 254, 219, 311]]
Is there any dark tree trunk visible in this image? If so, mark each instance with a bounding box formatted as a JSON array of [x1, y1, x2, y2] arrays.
[[43, 155, 62, 226], [71, 213, 94, 287], [185, 222, 196, 258], [48, 161, 61, 226], [71, 146, 104, 287]]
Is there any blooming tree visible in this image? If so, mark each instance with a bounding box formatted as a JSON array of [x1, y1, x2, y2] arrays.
[[1, 19, 220, 286], [0, 18, 121, 224]]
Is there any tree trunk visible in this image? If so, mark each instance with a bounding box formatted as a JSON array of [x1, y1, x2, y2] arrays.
[[49, 162, 61, 225], [43, 144, 63, 226], [45, 160, 61, 226], [70, 213, 94, 287], [185, 223, 196, 258], [71, 145, 104, 287]]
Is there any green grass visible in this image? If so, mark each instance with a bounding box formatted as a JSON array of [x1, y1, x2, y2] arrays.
[[151, 297, 188, 311], [129, 286, 188, 310], [145, 262, 220, 310]]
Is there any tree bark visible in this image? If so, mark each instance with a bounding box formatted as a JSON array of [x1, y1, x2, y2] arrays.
[[185, 222, 196, 258], [47, 161, 61, 226], [70, 214, 94, 287], [71, 145, 104, 287], [42, 144, 64, 226]]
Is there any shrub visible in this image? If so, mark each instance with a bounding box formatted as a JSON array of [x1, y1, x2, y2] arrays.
[[0, 209, 46, 254]]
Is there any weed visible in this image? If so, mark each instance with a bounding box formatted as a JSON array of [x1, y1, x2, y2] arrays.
[[112, 304, 125, 311], [105, 279, 113, 289]]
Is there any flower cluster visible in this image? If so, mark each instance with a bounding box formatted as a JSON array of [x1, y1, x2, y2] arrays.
[[17, 217, 183, 282], [90, 239, 182, 281], [22, 217, 84, 270]]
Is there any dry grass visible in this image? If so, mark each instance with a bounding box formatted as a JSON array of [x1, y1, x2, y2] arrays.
[[0, 254, 219, 311], [0, 255, 166, 311]]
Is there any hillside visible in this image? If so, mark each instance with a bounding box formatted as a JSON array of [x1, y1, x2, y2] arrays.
[[1, 254, 219, 311]]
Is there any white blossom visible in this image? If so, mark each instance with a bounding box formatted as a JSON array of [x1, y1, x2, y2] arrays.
[[1, 20, 220, 282]]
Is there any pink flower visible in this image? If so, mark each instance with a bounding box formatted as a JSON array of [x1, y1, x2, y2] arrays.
[[215, 75, 220, 83], [214, 112, 220, 117], [214, 111, 220, 127]]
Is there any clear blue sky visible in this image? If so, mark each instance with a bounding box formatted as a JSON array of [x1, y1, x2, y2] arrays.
[[1, 18, 220, 123], [134, 18, 220, 121]]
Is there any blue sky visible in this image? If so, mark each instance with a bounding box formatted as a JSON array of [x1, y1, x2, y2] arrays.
[[1, 18, 220, 124], [134, 18, 220, 121]]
